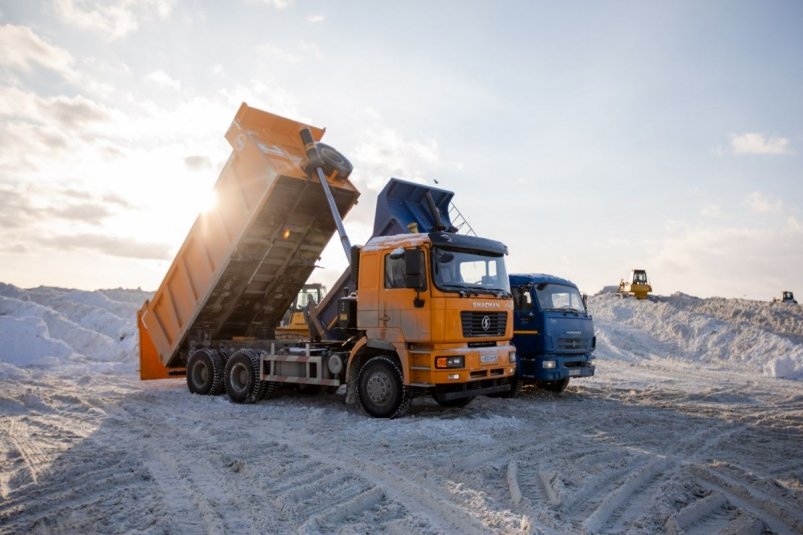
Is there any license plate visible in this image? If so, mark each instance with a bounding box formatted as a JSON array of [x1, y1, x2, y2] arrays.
[[569, 369, 582, 377], [480, 354, 498, 364]]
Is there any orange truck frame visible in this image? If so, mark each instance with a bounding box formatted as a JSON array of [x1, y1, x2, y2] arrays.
[[138, 104, 516, 417]]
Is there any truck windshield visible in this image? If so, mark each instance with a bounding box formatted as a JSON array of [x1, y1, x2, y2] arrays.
[[535, 284, 586, 313], [432, 247, 510, 296]]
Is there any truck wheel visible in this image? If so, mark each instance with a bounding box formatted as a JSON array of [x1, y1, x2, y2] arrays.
[[435, 396, 473, 408], [357, 356, 410, 418], [317, 142, 353, 180], [491, 378, 521, 399], [224, 349, 268, 404], [186, 348, 224, 395], [538, 378, 569, 393]]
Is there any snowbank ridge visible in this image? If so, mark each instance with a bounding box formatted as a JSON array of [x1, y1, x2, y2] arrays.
[[0, 282, 801, 382], [590, 292, 803, 380]]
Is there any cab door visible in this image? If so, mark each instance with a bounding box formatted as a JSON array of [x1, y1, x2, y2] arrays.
[[378, 248, 431, 343], [512, 284, 542, 355]]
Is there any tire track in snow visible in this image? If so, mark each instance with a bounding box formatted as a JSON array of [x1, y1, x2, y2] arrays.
[[454, 428, 565, 470], [691, 463, 803, 534], [116, 394, 432, 533], [663, 491, 765, 535], [257, 429, 516, 534], [0, 448, 154, 535], [562, 417, 743, 533], [581, 457, 669, 534], [5, 419, 45, 485]]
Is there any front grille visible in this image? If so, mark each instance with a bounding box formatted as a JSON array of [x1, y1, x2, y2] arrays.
[[461, 312, 507, 337], [468, 341, 497, 348], [557, 337, 591, 352], [565, 360, 590, 368]]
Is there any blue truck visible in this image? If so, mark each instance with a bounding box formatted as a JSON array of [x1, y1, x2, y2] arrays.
[[508, 274, 596, 394]]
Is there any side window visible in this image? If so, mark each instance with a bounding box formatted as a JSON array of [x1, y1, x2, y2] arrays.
[[513, 286, 532, 311], [384, 254, 406, 289]]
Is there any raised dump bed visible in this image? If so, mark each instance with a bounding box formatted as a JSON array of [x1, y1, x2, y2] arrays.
[[138, 104, 360, 379]]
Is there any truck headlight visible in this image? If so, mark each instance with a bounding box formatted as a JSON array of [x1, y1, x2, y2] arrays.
[[436, 356, 464, 369], [543, 360, 556, 369], [508, 351, 517, 363]]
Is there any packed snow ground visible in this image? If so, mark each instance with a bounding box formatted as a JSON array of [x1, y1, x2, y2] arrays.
[[1, 283, 802, 534]]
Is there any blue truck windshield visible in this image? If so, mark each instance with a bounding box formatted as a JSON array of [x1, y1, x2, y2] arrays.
[[535, 284, 586, 313], [432, 247, 510, 296]]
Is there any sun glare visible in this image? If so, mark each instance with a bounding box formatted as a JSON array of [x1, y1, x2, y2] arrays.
[[199, 189, 218, 213]]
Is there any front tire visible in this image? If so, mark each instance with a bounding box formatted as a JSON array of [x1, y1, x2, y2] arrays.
[[357, 356, 410, 418], [186, 348, 224, 396], [224, 349, 268, 404], [538, 378, 570, 393]]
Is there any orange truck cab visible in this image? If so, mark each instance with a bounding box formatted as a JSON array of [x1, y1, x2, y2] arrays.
[[339, 231, 516, 414]]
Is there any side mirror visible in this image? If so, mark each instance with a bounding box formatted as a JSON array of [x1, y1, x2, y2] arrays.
[[582, 293, 588, 310], [404, 249, 426, 291]]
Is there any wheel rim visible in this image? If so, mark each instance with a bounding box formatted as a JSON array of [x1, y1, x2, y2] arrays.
[[191, 360, 208, 386], [230, 362, 249, 394], [365, 370, 394, 407]]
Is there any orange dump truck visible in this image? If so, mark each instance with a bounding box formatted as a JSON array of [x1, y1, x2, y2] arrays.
[[138, 104, 516, 417]]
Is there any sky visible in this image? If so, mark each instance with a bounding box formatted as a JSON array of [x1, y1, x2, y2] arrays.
[[0, 0, 801, 300]]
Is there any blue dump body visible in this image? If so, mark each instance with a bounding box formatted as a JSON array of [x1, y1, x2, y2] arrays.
[[509, 273, 596, 386], [372, 178, 456, 236], [311, 178, 458, 339]]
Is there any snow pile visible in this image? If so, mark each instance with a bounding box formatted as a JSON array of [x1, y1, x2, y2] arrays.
[[0, 281, 801, 383], [0, 283, 150, 378], [590, 292, 803, 380]]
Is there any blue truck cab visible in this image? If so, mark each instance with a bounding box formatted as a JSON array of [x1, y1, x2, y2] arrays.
[[509, 274, 596, 392]]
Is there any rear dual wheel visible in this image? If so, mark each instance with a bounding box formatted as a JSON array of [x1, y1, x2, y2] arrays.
[[224, 349, 274, 404], [186, 348, 225, 396]]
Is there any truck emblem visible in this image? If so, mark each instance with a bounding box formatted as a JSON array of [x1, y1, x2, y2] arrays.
[[473, 301, 500, 309], [481, 315, 491, 331]]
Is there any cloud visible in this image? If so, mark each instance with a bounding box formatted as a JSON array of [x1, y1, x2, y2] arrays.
[[103, 193, 132, 207], [256, 43, 301, 63], [649, 220, 803, 299], [0, 86, 111, 129], [145, 70, 181, 91], [0, 24, 76, 79], [0, 187, 32, 229], [743, 191, 782, 214], [54, 0, 173, 40], [307, 14, 325, 23], [606, 237, 630, 246], [352, 125, 442, 191], [0, 182, 131, 229], [37, 233, 172, 260], [256, 0, 293, 9], [730, 132, 793, 155], [700, 203, 722, 218], [52, 203, 113, 224], [45, 94, 111, 127], [184, 155, 212, 171], [299, 41, 323, 60], [0, 89, 113, 172]]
